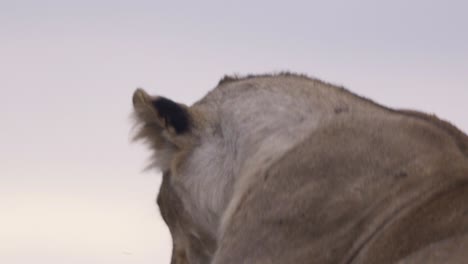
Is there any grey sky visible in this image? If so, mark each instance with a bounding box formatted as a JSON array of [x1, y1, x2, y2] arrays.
[[1, 1, 466, 263]]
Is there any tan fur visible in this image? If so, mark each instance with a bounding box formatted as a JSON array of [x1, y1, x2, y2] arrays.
[[132, 73, 468, 264]]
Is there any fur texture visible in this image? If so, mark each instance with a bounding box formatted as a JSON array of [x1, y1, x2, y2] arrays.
[[132, 73, 468, 264]]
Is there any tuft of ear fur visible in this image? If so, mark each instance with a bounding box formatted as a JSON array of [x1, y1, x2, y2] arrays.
[[132, 88, 193, 171]]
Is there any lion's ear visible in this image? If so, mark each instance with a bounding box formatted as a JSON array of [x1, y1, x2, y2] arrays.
[[132, 88, 195, 170], [132, 88, 191, 135]]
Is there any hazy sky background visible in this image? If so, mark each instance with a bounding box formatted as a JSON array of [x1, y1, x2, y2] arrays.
[[1, 1, 466, 263]]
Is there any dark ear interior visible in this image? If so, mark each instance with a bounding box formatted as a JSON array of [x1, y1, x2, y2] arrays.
[[152, 97, 191, 134], [132, 88, 191, 135]]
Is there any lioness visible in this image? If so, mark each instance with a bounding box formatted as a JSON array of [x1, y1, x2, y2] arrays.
[[132, 73, 468, 264]]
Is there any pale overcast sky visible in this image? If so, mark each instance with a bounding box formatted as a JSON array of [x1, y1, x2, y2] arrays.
[[1, 1, 467, 263]]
